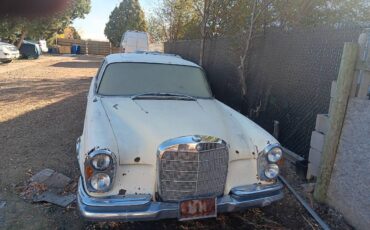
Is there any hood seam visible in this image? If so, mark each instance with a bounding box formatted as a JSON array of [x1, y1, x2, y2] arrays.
[[100, 98, 120, 156]]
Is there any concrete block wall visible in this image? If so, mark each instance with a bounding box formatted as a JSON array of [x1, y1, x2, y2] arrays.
[[315, 114, 330, 134], [307, 81, 336, 179], [307, 118, 329, 179]]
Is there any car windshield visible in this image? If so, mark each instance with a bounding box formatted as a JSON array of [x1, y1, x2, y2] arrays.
[[97, 62, 212, 98]]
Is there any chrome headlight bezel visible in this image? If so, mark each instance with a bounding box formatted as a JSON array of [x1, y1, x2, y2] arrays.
[[264, 164, 280, 179], [266, 146, 283, 163], [84, 149, 116, 193], [257, 143, 283, 181]]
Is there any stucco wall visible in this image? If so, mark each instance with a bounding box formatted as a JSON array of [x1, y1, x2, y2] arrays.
[[327, 98, 370, 230]]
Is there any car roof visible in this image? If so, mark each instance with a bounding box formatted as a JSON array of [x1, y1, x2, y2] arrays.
[[104, 52, 200, 67]]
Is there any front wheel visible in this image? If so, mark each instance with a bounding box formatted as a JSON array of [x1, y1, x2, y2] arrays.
[[1, 59, 12, 63]]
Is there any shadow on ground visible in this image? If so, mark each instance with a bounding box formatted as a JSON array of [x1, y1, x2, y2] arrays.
[[50, 55, 103, 69], [0, 92, 87, 229], [51, 61, 102, 69], [0, 78, 91, 103]]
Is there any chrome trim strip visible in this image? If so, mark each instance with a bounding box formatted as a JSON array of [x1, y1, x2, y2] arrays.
[[76, 136, 81, 155], [230, 181, 284, 198], [262, 143, 282, 155], [157, 135, 225, 156], [77, 178, 284, 221], [78, 178, 151, 207]]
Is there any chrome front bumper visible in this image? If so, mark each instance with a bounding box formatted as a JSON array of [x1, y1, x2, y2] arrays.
[[77, 178, 284, 221]]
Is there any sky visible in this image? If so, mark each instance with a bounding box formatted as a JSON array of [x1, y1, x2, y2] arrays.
[[73, 0, 158, 41]]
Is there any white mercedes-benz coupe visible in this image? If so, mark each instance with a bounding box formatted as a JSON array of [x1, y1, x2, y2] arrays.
[[77, 52, 284, 221]]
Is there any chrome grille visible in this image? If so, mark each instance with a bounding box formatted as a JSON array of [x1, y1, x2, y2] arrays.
[[158, 136, 228, 202]]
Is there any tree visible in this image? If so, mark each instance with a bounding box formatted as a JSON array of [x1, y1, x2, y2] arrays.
[[157, 0, 200, 41], [147, 16, 167, 42], [49, 26, 81, 45], [149, 0, 370, 41], [104, 0, 147, 47], [62, 26, 81, 40], [0, 19, 22, 43], [197, 0, 210, 66], [0, 0, 90, 47], [233, 0, 274, 102]]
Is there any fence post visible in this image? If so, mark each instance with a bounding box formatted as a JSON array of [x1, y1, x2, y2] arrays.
[[313, 43, 359, 202], [85, 40, 89, 55]]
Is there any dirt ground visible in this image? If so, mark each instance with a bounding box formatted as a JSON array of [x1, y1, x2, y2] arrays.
[[0, 55, 351, 229]]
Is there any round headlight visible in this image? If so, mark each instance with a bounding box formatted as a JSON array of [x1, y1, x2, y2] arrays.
[[267, 147, 283, 162], [264, 164, 279, 179], [91, 154, 111, 170], [90, 173, 111, 191]]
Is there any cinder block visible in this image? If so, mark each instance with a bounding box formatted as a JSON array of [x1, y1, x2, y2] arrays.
[[310, 131, 325, 152], [308, 147, 322, 165], [307, 148, 322, 179], [330, 81, 337, 98], [307, 162, 318, 179], [315, 114, 330, 134]]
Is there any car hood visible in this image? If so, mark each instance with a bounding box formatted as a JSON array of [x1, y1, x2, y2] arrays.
[[100, 97, 277, 165]]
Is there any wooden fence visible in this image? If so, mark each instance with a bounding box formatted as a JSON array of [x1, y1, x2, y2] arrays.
[[56, 38, 121, 56]]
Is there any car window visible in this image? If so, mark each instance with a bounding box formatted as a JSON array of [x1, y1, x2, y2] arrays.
[[98, 63, 212, 98]]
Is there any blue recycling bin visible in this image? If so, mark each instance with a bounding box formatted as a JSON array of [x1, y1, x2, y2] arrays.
[[71, 44, 81, 54]]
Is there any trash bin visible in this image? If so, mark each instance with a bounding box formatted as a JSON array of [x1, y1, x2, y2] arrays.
[[71, 44, 81, 54]]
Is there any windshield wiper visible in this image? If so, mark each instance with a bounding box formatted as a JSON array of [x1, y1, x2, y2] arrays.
[[131, 92, 197, 101]]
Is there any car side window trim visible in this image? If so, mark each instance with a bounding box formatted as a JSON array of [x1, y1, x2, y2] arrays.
[[95, 59, 108, 94]]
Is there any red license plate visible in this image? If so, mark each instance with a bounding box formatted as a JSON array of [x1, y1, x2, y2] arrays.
[[179, 197, 217, 221]]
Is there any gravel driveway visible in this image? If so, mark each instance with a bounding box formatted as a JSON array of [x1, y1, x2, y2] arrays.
[[0, 55, 348, 229]]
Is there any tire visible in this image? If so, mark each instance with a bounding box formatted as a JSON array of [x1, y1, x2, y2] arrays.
[[1, 59, 12, 63]]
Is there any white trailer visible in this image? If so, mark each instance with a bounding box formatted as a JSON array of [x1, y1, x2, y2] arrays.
[[120, 31, 149, 53]]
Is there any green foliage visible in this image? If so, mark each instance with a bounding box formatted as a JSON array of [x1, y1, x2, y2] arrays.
[[104, 0, 147, 47], [0, 19, 22, 43], [147, 0, 370, 42], [147, 16, 167, 42], [0, 0, 90, 44]]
